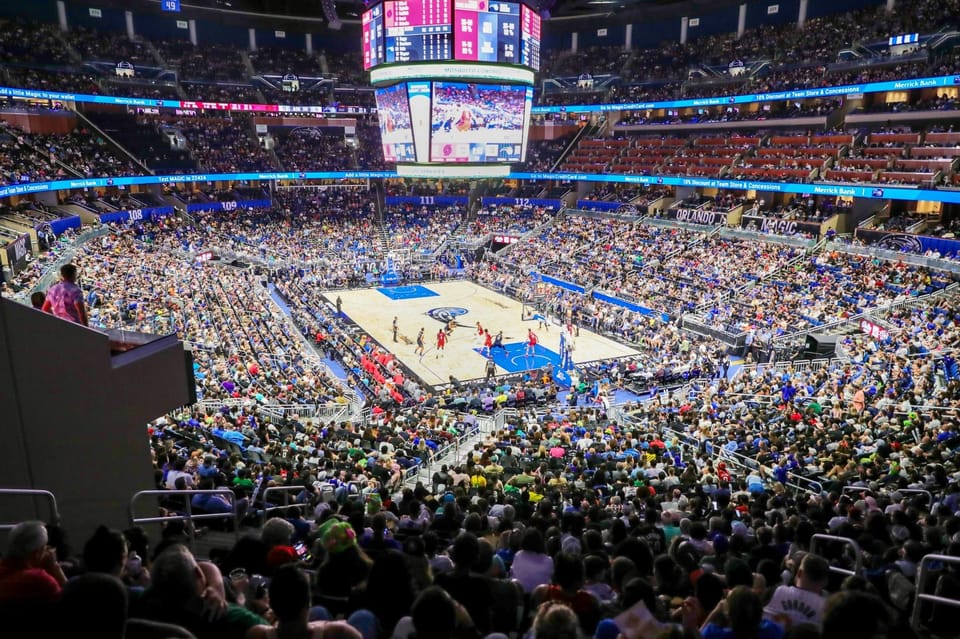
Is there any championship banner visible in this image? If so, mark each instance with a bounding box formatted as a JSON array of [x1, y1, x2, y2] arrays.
[[667, 207, 727, 226], [98, 206, 175, 224], [855, 228, 960, 257], [740, 214, 821, 237], [4, 232, 30, 276], [185, 200, 272, 213], [482, 196, 562, 208], [385, 195, 468, 207]]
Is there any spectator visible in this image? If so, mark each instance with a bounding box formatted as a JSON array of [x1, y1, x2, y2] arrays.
[[0, 520, 67, 609], [762, 553, 830, 630], [41, 263, 87, 325]]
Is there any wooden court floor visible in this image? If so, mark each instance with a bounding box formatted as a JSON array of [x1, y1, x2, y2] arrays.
[[331, 281, 639, 387]]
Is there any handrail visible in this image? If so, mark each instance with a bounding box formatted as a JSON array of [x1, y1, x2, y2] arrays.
[[129, 488, 239, 544], [260, 486, 310, 525], [810, 533, 863, 577], [0, 489, 61, 530], [911, 553, 960, 635], [842, 486, 937, 514]]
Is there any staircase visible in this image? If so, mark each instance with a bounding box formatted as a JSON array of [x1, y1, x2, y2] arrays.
[[405, 415, 494, 489], [72, 109, 155, 175], [372, 182, 391, 252], [239, 50, 258, 81], [141, 38, 167, 68], [55, 29, 84, 64]]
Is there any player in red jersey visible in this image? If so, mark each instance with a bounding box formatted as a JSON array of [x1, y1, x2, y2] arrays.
[[526, 328, 538, 357], [436, 328, 447, 358]]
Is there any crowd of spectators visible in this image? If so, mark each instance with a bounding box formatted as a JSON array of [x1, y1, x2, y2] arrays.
[[463, 205, 557, 243], [384, 206, 465, 255], [3, 190, 960, 639], [0, 119, 147, 184], [175, 115, 277, 173], [250, 47, 322, 77], [274, 128, 352, 172]]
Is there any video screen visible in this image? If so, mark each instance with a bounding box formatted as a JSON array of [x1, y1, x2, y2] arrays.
[[454, 0, 520, 64], [520, 4, 541, 71], [430, 82, 527, 162], [362, 4, 384, 70], [375, 83, 416, 162]]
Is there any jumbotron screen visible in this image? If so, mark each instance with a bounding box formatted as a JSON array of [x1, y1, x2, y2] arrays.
[[430, 82, 528, 162], [374, 83, 416, 162], [363, 0, 541, 70], [374, 80, 533, 164]]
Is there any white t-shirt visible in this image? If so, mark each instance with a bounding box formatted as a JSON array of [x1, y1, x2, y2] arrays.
[[763, 585, 826, 628]]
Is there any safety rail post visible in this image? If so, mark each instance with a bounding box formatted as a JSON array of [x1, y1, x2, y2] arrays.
[[911, 553, 960, 635], [259, 485, 312, 526], [129, 489, 239, 545], [0, 489, 61, 531], [810, 533, 863, 577]]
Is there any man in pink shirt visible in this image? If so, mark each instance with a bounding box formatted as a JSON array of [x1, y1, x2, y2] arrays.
[[41, 263, 88, 326]]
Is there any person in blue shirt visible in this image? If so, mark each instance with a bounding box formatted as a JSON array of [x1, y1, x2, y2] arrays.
[[781, 380, 797, 404], [697, 586, 784, 639]]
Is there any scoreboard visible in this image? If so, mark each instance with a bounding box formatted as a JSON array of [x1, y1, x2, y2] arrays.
[[364, 0, 541, 174], [362, 4, 384, 70], [454, 0, 519, 65], [384, 0, 453, 63], [520, 4, 541, 71], [365, 0, 541, 70]]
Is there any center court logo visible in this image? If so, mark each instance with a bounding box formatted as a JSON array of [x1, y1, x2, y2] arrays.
[[426, 307, 469, 325]]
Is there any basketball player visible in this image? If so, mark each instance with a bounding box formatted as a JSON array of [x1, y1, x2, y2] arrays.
[[526, 328, 538, 359], [415, 328, 425, 358], [483, 329, 493, 356], [392, 316, 399, 343], [492, 330, 506, 353], [436, 328, 447, 358]]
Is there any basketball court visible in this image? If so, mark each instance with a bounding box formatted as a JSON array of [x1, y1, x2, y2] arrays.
[[329, 280, 638, 387]]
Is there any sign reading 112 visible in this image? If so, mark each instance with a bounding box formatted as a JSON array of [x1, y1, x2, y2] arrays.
[[162, 0, 181, 12]]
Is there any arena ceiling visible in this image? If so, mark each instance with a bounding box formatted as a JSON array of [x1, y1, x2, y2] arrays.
[[133, 0, 746, 22]]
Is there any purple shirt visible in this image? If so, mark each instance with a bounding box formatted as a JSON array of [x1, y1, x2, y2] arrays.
[[45, 280, 84, 324]]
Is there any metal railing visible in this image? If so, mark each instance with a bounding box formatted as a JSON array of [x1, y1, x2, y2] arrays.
[[260, 486, 310, 525], [841, 486, 936, 514], [827, 240, 960, 274], [810, 533, 863, 577], [0, 489, 61, 531], [129, 488, 239, 543], [911, 553, 960, 635]]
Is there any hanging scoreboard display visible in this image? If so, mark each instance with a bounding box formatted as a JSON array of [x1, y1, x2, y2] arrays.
[[383, 0, 453, 63], [364, 0, 541, 175]]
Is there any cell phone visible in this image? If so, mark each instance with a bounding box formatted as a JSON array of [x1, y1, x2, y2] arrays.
[[294, 542, 311, 561]]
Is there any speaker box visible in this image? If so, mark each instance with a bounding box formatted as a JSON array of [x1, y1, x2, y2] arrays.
[[804, 333, 838, 359]]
